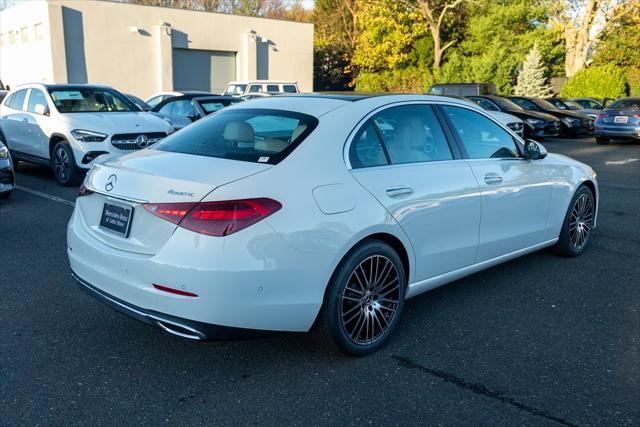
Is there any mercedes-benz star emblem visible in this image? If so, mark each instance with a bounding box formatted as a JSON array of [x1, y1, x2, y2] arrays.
[[135, 134, 150, 148], [105, 174, 117, 192]]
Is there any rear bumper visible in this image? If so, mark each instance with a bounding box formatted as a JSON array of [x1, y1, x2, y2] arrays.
[[594, 127, 640, 140], [71, 271, 275, 340], [66, 205, 331, 335]]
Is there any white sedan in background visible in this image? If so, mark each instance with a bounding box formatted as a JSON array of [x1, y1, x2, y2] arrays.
[[68, 94, 598, 355]]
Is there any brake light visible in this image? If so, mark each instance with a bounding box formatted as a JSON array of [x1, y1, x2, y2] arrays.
[[77, 182, 93, 197], [596, 113, 608, 118], [143, 198, 281, 236]]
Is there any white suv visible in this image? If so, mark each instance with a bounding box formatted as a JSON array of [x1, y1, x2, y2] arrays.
[[0, 84, 173, 185], [222, 81, 299, 96]]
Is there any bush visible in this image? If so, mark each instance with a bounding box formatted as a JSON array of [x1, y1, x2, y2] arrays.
[[626, 68, 640, 97], [560, 64, 627, 99], [355, 67, 433, 93]]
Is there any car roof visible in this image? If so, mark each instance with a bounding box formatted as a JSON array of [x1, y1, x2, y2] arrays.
[[223, 93, 476, 117]]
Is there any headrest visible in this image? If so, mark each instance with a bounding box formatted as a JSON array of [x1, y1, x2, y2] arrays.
[[223, 121, 254, 143], [255, 139, 288, 153], [290, 124, 308, 142]]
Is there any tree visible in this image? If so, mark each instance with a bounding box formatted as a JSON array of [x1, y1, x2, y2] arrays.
[[449, 0, 564, 94], [514, 44, 553, 97], [405, 0, 472, 69], [552, 0, 637, 77], [352, 0, 426, 72], [313, 0, 362, 90], [560, 64, 627, 98]]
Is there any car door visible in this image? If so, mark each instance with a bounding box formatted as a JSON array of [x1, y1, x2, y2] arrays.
[[23, 88, 52, 158], [349, 104, 481, 282], [0, 89, 30, 153], [440, 105, 553, 261]]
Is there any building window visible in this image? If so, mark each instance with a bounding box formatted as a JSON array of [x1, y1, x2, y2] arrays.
[[8, 31, 15, 45], [34, 23, 44, 41], [20, 27, 28, 43]]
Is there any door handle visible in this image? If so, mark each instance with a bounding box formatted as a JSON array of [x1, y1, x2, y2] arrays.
[[386, 186, 414, 197], [484, 173, 503, 184]]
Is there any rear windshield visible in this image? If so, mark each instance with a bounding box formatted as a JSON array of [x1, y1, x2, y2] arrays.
[[155, 108, 319, 165], [608, 99, 640, 110], [49, 88, 136, 113]]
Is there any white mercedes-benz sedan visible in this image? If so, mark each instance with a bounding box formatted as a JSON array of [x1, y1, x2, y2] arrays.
[[67, 94, 598, 355]]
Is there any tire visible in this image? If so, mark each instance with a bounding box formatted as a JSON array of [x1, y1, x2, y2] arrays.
[[0, 190, 11, 199], [596, 137, 609, 145], [551, 185, 595, 257], [51, 141, 83, 186], [312, 240, 406, 356]]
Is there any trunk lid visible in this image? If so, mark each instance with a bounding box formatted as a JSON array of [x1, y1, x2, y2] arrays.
[[600, 109, 640, 126], [77, 150, 271, 254]]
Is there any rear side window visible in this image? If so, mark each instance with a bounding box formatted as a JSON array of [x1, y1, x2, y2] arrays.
[[442, 106, 520, 159], [7, 89, 27, 110], [155, 108, 318, 165], [374, 105, 452, 165], [283, 85, 297, 93], [266, 84, 279, 92], [349, 122, 388, 168]]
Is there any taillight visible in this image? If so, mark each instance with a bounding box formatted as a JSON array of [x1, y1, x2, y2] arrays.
[[77, 182, 93, 197], [596, 113, 608, 118], [143, 198, 281, 236]]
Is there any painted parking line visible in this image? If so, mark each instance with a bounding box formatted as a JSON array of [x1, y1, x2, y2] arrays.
[[605, 158, 639, 165], [15, 185, 75, 207]]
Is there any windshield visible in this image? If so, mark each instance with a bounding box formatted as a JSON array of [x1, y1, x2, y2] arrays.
[[49, 88, 136, 113], [534, 98, 560, 111], [197, 98, 243, 115], [155, 108, 318, 165], [224, 84, 247, 96], [608, 99, 640, 110], [492, 97, 524, 111], [561, 99, 583, 110]]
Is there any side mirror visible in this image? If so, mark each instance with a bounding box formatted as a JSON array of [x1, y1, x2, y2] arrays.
[[34, 103, 49, 116], [524, 139, 547, 160], [187, 112, 199, 122]]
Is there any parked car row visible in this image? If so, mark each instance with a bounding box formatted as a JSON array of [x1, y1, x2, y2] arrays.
[[0, 80, 299, 187]]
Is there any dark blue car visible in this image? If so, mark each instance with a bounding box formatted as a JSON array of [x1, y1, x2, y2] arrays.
[[0, 141, 15, 198], [594, 97, 640, 144]]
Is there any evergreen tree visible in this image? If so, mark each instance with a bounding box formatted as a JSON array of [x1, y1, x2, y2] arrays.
[[514, 44, 553, 97]]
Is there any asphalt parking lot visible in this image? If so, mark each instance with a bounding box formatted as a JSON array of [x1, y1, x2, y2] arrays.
[[1, 137, 638, 426]]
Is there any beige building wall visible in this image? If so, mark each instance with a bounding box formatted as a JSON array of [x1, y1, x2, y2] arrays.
[[0, 0, 314, 97], [0, 1, 59, 87]]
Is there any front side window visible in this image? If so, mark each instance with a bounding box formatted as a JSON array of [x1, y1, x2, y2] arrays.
[[27, 89, 48, 113], [374, 105, 452, 165], [266, 84, 279, 92], [159, 100, 197, 118], [349, 122, 388, 168], [442, 106, 520, 159], [249, 85, 263, 93], [49, 88, 136, 113], [8, 89, 28, 110], [155, 108, 318, 165]]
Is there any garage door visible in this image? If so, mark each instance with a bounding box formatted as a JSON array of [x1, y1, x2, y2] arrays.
[[172, 49, 236, 94]]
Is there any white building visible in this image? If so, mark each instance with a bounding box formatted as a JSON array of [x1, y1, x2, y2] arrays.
[[0, 0, 314, 97]]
